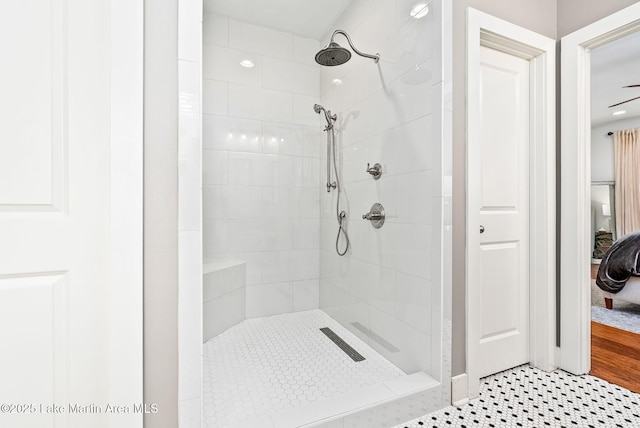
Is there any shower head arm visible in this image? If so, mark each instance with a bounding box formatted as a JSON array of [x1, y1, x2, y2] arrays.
[[329, 30, 379, 63]]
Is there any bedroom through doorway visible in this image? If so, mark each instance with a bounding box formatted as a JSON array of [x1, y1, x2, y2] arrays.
[[587, 28, 640, 392]]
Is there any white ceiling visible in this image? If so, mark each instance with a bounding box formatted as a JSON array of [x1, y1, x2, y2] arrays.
[[591, 31, 640, 127], [203, 1, 639, 126], [204, 0, 352, 40]]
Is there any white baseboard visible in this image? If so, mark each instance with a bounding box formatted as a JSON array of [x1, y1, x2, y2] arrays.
[[451, 373, 469, 406]]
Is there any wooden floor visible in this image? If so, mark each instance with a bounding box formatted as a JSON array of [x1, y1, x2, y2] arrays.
[[591, 321, 640, 394]]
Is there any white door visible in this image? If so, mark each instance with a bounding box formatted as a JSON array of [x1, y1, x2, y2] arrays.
[[0, 1, 142, 427], [470, 46, 530, 378]]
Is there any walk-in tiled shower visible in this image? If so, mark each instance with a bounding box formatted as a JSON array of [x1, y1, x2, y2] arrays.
[[201, 0, 452, 425]]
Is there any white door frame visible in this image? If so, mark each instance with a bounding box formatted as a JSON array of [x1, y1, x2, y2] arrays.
[[109, 0, 144, 416], [106, 0, 144, 418], [466, 8, 556, 398], [560, 3, 640, 375]]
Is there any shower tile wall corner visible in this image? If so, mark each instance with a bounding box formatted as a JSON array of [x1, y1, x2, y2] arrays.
[[202, 13, 321, 318], [318, 0, 448, 386]]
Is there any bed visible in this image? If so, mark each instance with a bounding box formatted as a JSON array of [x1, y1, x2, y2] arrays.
[[601, 276, 640, 309], [596, 231, 640, 309]]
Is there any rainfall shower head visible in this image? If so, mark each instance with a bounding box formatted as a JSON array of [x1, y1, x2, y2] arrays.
[[315, 42, 352, 66], [315, 30, 379, 66]]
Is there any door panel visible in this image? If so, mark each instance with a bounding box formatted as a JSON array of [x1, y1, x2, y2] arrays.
[[0, 1, 136, 426], [0, 4, 71, 424], [480, 242, 519, 340], [0, 0, 64, 208], [474, 46, 530, 378], [0, 274, 66, 427]]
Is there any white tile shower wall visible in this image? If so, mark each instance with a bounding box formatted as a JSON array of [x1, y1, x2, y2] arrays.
[[202, 13, 321, 318], [319, 0, 447, 387]]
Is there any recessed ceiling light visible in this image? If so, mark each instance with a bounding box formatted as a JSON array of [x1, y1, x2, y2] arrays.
[[332, 78, 343, 86], [613, 110, 626, 116], [240, 59, 254, 68], [410, 3, 429, 19]]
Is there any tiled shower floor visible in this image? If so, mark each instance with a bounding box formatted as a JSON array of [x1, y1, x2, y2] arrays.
[[202, 309, 406, 428]]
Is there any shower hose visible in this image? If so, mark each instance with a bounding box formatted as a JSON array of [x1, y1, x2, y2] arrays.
[[327, 126, 350, 256]]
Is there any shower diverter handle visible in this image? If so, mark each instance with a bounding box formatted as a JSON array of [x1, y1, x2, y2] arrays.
[[362, 203, 385, 228], [362, 212, 383, 220]]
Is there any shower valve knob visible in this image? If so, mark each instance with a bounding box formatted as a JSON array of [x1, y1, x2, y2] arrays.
[[366, 163, 382, 179], [362, 203, 385, 228], [362, 212, 382, 220]]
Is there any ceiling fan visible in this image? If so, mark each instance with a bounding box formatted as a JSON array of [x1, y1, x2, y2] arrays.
[[608, 84, 640, 108]]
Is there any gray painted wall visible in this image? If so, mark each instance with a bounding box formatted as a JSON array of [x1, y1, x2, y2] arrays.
[[557, 0, 639, 38], [144, 0, 179, 425]]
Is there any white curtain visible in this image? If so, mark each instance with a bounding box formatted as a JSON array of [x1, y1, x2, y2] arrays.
[[614, 128, 640, 236]]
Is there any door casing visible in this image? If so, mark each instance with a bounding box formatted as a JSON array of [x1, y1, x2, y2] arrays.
[[108, 0, 144, 420], [466, 8, 556, 398]]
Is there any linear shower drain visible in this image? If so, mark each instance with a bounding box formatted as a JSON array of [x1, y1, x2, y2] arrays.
[[319, 327, 365, 362]]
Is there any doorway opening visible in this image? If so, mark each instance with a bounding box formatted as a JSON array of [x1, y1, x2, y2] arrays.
[[560, 2, 640, 377], [579, 22, 640, 394]]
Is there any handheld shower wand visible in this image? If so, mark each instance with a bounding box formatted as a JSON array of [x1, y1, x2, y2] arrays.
[[314, 104, 337, 192], [314, 104, 337, 131], [313, 103, 350, 256]]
